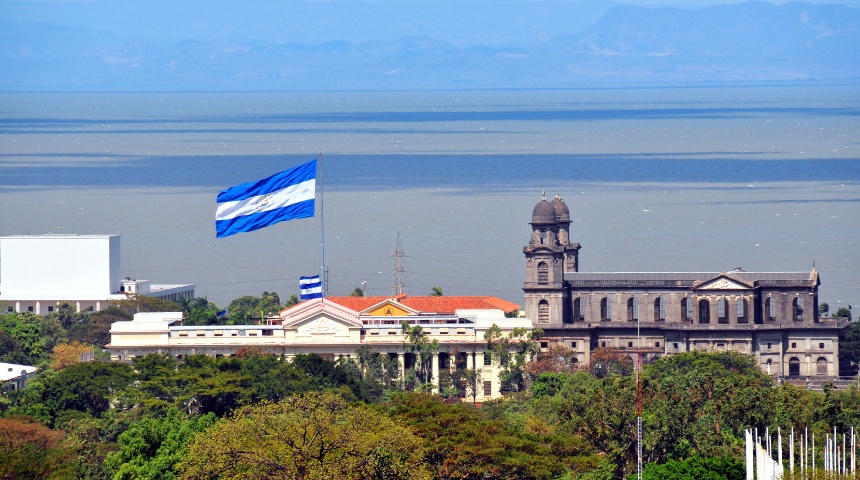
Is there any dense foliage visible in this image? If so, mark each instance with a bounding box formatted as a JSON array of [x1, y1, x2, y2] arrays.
[[3, 300, 860, 479]]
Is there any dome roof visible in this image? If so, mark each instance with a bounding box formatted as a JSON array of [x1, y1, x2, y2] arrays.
[[531, 199, 557, 225], [551, 195, 570, 222]]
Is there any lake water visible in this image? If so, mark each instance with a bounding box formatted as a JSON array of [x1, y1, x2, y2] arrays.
[[1, 85, 858, 311]]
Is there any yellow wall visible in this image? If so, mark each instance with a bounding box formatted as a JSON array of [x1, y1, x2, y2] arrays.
[[366, 303, 413, 317]]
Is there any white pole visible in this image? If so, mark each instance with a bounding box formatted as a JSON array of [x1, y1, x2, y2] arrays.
[[812, 433, 815, 473], [318, 152, 326, 298], [778, 427, 783, 477], [790, 428, 794, 475]]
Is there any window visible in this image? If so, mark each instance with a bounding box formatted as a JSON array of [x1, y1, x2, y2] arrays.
[[87, 306, 94, 312], [791, 342, 797, 348], [538, 300, 550, 324], [27, 306, 33, 312], [793, 297, 804, 321], [48, 306, 54, 312], [571, 342, 577, 348], [766, 297, 776, 321], [819, 342, 825, 349], [817, 357, 828, 375], [654, 297, 665, 322], [627, 298, 639, 322], [767, 342, 772, 350], [572, 298, 581, 322], [540, 342, 548, 349], [601, 298, 611, 321], [601, 341, 606, 348], [628, 341, 633, 348], [262, 330, 274, 336], [537, 262, 549, 284], [681, 298, 692, 322], [717, 298, 728, 324], [484, 352, 492, 366], [737, 299, 748, 323], [579, 298, 586, 320], [655, 342, 661, 348], [698, 299, 710, 324], [484, 381, 493, 397], [673, 342, 678, 349]]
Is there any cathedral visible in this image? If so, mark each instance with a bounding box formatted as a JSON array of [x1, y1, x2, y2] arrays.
[[524, 194, 847, 381]]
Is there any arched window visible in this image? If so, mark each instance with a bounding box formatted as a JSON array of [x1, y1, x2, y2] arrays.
[[698, 299, 710, 324], [537, 262, 549, 285], [793, 297, 804, 321], [681, 298, 692, 322], [737, 299, 748, 323], [765, 297, 776, 321], [817, 357, 828, 376], [572, 298, 581, 322], [538, 300, 550, 324], [654, 297, 665, 322], [627, 298, 638, 322], [601, 298, 611, 321], [789, 357, 801, 377], [717, 298, 728, 324]]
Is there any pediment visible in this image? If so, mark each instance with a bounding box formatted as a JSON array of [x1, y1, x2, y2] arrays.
[[694, 275, 752, 291], [279, 299, 362, 329], [362, 299, 420, 317]]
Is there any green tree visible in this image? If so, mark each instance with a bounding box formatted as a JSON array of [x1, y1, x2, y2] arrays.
[[388, 392, 565, 479], [401, 321, 438, 390], [484, 324, 541, 393], [819, 302, 830, 316], [430, 286, 443, 296], [69, 305, 128, 347], [176, 297, 223, 326], [111, 294, 181, 315], [38, 361, 135, 424], [179, 392, 429, 480], [350, 287, 365, 297], [834, 307, 852, 321], [105, 408, 217, 480], [640, 455, 744, 480]]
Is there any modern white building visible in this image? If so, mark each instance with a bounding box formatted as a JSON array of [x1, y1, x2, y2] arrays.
[[0, 362, 38, 390], [0, 234, 194, 314], [108, 295, 530, 400]]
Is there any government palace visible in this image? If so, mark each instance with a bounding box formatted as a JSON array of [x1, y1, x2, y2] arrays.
[[523, 194, 848, 381]]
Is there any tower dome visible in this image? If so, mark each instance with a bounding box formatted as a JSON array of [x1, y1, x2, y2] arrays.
[[531, 198, 557, 225], [551, 195, 570, 222]]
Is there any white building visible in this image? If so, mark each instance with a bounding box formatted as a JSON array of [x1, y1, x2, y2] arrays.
[[0, 362, 38, 390], [0, 234, 194, 314], [108, 295, 531, 400]]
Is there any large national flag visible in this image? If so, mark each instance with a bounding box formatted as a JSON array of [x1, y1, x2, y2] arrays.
[[215, 160, 316, 238], [300, 275, 323, 300]]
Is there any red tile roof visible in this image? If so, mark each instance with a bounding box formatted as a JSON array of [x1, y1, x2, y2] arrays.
[[324, 295, 520, 315]]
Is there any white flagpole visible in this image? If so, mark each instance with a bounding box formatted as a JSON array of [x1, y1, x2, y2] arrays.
[[778, 427, 782, 476], [790, 428, 794, 475], [318, 152, 326, 299]]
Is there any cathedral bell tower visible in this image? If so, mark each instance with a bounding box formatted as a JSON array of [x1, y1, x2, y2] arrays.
[[523, 194, 580, 325]]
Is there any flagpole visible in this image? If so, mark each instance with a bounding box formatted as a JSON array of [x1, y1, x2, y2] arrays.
[[319, 151, 326, 299]]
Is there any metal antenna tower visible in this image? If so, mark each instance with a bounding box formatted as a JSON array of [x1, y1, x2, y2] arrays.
[[392, 232, 405, 295]]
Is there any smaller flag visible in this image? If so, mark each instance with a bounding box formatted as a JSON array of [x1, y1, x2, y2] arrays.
[[300, 275, 323, 300]]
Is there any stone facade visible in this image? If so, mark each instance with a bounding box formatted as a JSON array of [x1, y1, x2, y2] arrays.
[[524, 194, 848, 381]]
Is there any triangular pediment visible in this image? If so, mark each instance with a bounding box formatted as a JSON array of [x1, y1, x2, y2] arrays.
[[694, 274, 753, 291], [279, 299, 362, 329], [362, 298, 420, 317]]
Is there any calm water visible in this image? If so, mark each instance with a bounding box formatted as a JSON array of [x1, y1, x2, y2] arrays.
[[1, 86, 858, 310]]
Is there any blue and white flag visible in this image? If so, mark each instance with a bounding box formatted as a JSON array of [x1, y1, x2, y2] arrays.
[[300, 275, 323, 300], [215, 160, 316, 238]]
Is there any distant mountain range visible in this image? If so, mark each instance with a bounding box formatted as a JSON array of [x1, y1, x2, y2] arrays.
[[1, 1, 857, 90]]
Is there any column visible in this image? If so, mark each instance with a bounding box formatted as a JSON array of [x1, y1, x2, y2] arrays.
[[431, 352, 440, 393], [35, 301, 40, 315], [398, 352, 405, 383], [466, 350, 474, 371]]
